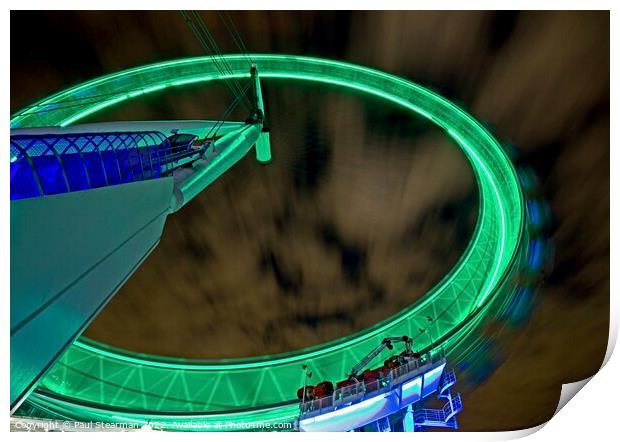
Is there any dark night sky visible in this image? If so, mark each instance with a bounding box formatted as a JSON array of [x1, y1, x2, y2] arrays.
[[11, 11, 609, 430]]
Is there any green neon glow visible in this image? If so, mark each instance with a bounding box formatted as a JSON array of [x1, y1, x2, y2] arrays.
[[11, 54, 527, 429], [447, 128, 506, 307], [255, 132, 272, 163], [60, 96, 127, 127]]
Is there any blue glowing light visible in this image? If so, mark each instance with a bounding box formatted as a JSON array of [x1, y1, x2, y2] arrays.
[[529, 240, 544, 270], [299, 393, 390, 432], [528, 200, 540, 226], [9, 131, 200, 201]]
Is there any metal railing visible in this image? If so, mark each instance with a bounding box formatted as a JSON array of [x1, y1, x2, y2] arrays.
[[414, 393, 462, 426]]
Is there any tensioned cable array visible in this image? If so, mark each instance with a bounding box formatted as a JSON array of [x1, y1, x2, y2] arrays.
[[207, 79, 253, 139], [13, 12, 257, 124], [218, 11, 255, 66], [180, 10, 253, 111]]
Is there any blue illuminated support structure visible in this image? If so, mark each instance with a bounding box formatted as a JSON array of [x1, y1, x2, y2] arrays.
[[11, 131, 190, 200], [295, 353, 462, 432], [10, 119, 252, 201]]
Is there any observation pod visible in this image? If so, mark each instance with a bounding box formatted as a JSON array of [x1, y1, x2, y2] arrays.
[[296, 351, 462, 432]]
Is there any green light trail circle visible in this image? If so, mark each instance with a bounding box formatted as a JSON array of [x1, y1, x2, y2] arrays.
[[11, 54, 527, 428]]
